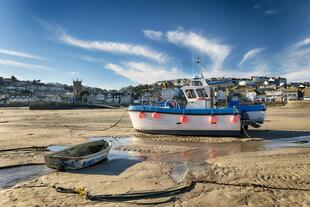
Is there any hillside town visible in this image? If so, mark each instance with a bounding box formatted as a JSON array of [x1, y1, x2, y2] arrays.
[[0, 75, 309, 107]]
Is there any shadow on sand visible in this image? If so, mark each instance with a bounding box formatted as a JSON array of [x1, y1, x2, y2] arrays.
[[71, 158, 143, 176], [248, 129, 310, 140]]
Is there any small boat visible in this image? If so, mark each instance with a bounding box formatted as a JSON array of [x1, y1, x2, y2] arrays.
[[45, 140, 112, 170]]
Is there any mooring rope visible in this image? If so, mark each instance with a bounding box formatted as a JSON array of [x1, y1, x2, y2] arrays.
[[195, 180, 310, 192], [53, 178, 310, 205], [0, 163, 45, 170], [241, 124, 253, 139], [0, 146, 49, 153], [64, 109, 128, 132], [54, 181, 194, 204], [91, 109, 128, 132]]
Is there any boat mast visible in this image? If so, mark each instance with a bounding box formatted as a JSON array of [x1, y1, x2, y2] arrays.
[[196, 57, 204, 80], [195, 57, 208, 86]]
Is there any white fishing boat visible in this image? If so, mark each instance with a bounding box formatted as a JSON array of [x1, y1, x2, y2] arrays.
[[128, 61, 265, 136]]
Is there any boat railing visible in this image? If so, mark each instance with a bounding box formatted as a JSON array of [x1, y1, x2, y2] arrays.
[[164, 99, 181, 109]]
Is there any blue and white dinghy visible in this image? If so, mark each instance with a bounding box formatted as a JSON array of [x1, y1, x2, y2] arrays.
[[45, 139, 112, 170], [128, 76, 265, 137]]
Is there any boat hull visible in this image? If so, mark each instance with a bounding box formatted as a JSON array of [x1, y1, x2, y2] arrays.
[[45, 140, 112, 170], [128, 111, 241, 136], [242, 111, 265, 123]]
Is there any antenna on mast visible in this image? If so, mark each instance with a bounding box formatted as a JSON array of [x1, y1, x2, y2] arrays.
[[196, 57, 205, 79]]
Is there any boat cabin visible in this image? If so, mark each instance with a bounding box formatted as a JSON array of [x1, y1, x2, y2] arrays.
[[181, 85, 215, 109]]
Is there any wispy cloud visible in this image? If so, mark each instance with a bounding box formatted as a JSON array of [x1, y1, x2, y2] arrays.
[[105, 61, 189, 84], [37, 19, 168, 63], [276, 37, 310, 81], [80, 56, 106, 64], [166, 28, 231, 70], [68, 71, 80, 75], [143, 29, 163, 41], [201, 63, 271, 79], [0, 48, 48, 61], [294, 37, 310, 48], [60, 34, 168, 63], [0, 59, 54, 71], [253, 4, 260, 9], [283, 69, 310, 82], [238, 48, 266, 67], [264, 10, 278, 15]]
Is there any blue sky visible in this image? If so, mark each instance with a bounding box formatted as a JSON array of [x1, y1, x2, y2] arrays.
[[0, 0, 309, 89]]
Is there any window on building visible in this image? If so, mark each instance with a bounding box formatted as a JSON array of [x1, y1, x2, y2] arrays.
[[185, 89, 196, 98], [196, 88, 208, 98]]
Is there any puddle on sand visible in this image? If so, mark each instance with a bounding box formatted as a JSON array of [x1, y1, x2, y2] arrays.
[[88, 136, 145, 162], [263, 135, 310, 150], [89, 135, 310, 182], [0, 165, 52, 188], [47, 145, 68, 151]]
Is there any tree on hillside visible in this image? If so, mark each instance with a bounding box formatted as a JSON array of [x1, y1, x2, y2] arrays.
[[11, 76, 17, 81]]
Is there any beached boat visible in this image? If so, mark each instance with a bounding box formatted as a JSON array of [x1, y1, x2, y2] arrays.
[[45, 140, 112, 170], [128, 72, 265, 136]]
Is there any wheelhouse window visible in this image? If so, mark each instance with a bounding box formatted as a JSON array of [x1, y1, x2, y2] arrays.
[[196, 88, 208, 98], [185, 89, 196, 98], [192, 80, 203, 86]]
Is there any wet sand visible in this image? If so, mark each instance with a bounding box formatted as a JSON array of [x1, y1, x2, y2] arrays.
[[0, 105, 310, 206]]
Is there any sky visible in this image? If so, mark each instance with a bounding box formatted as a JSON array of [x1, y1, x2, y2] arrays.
[[0, 0, 309, 89]]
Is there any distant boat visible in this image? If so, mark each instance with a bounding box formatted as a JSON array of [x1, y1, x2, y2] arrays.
[[45, 140, 112, 170]]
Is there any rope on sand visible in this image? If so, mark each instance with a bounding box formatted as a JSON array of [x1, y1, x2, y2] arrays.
[[195, 180, 310, 192], [241, 124, 253, 139], [0, 146, 49, 153], [64, 110, 128, 132], [53, 178, 310, 206], [54, 181, 194, 204], [0, 163, 45, 170]]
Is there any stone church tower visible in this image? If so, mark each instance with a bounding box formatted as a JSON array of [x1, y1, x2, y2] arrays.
[[73, 79, 83, 102]]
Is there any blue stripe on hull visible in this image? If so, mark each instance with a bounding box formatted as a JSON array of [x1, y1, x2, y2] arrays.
[[128, 105, 238, 115], [239, 105, 266, 112]]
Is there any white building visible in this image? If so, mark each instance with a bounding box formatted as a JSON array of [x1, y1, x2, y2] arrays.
[[283, 88, 298, 101], [95, 94, 106, 102], [161, 88, 180, 100], [265, 90, 283, 102], [304, 88, 310, 101], [7, 96, 35, 104], [246, 92, 257, 102], [44, 95, 62, 103], [216, 90, 226, 100], [120, 95, 132, 105], [239, 80, 255, 86]]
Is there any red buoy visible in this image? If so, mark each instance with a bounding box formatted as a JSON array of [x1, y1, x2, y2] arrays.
[[138, 112, 145, 119], [209, 116, 217, 124], [152, 112, 160, 120], [180, 115, 187, 124], [230, 115, 239, 123]]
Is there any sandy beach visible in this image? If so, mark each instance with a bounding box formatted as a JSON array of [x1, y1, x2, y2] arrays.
[[0, 104, 310, 206]]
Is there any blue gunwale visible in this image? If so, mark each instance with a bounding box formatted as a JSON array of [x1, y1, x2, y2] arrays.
[[238, 104, 266, 112], [128, 105, 239, 115]]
